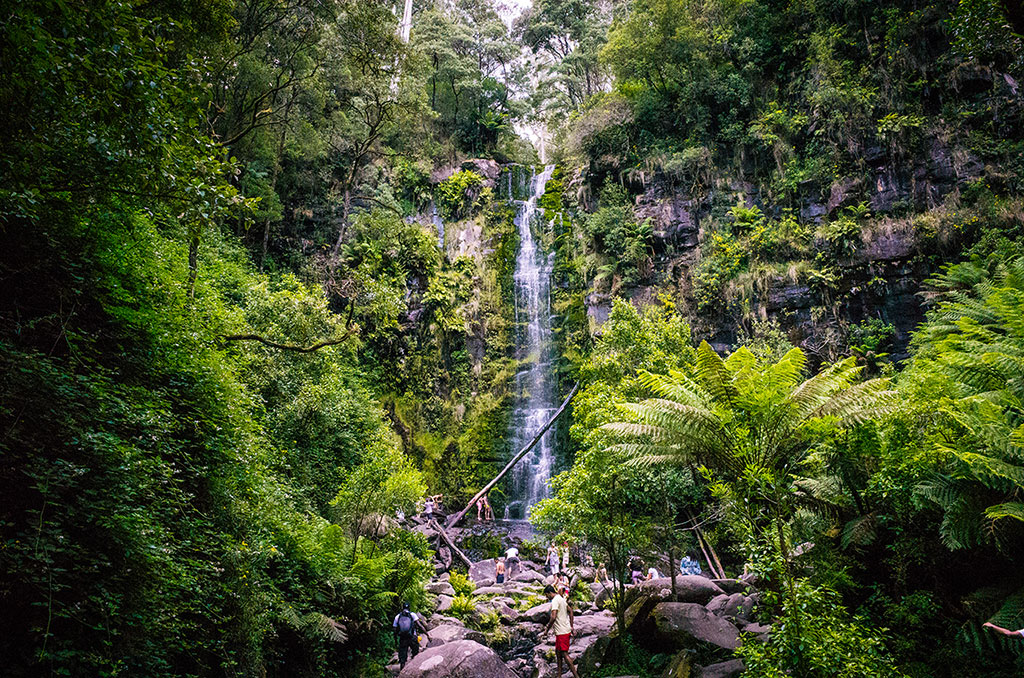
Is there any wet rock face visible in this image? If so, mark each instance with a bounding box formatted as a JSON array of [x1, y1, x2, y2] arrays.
[[634, 182, 701, 251], [398, 640, 518, 678]]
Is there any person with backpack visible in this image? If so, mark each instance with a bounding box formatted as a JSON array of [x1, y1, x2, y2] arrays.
[[392, 602, 429, 669]]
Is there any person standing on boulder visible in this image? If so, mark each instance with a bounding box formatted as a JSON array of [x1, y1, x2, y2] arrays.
[[505, 544, 520, 579], [547, 544, 561, 575], [393, 601, 429, 669], [543, 584, 580, 678]]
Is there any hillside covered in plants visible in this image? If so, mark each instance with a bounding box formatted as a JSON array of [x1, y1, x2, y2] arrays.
[[2, 0, 1024, 677]]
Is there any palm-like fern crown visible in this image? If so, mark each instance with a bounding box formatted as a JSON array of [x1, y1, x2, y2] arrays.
[[603, 341, 896, 479], [913, 257, 1024, 548]]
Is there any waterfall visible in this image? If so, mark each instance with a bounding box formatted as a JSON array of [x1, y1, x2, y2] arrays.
[[430, 200, 445, 249], [505, 165, 557, 520]]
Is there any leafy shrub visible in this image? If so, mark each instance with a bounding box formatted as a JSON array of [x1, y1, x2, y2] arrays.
[[448, 594, 477, 621], [692, 230, 746, 311], [736, 580, 904, 678], [436, 170, 487, 220], [448, 570, 475, 598]]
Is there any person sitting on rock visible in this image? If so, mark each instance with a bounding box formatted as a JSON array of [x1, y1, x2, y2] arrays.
[[595, 562, 608, 584], [984, 621, 1024, 639], [393, 601, 429, 669], [555, 571, 570, 595], [495, 557, 506, 585], [543, 585, 580, 678], [679, 552, 703, 576], [646, 565, 661, 580]]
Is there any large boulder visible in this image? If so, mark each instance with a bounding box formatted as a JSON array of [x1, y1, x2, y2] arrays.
[[698, 659, 744, 678], [426, 581, 456, 597], [650, 603, 740, 650], [425, 624, 485, 647], [523, 602, 552, 624], [399, 640, 517, 678], [711, 579, 753, 595], [573, 610, 616, 637], [468, 559, 496, 583], [627, 576, 723, 608], [706, 593, 754, 621], [435, 595, 453, 613], [472, 586, 506, 596], [662, 651, 693, 678], [512, 569, 546, 584]]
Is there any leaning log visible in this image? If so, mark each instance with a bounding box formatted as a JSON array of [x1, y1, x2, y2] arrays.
[[431, 518, 472, 569], [445, 382, 579, 530]]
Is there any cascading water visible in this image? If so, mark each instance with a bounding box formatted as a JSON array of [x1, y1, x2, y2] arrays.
[[430, 200, 445, 249], [505, 165, 557, 520]]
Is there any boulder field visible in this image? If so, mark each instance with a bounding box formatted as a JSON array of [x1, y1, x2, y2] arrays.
[[388, 521, 770, 678]]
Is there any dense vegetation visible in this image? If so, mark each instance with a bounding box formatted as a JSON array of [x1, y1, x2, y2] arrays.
[[2, 0, 1023, 677]]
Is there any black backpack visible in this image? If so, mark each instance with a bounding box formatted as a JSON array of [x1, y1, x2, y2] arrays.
[[396, 610, 415, 638]]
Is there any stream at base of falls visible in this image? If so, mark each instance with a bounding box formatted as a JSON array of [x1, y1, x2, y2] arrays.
[[504, 165, 558, 521]]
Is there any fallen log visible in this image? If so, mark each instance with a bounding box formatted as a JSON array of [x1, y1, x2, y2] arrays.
[[445, 382, 579, 530], [431, 518, 472, 569]]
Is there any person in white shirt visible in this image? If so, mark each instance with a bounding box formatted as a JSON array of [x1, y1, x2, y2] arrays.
[[646, 566, 660, 580], [543, 585, 580, 678], [505, 545, 520, 579]]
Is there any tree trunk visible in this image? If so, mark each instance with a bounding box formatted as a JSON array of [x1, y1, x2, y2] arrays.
[[445, 383, 579, 529], [187, 232, 200, 299]]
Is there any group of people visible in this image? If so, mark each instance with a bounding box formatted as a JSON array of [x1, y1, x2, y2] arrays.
[[421, 494, 443, 520], [475, 494, 494, 521]]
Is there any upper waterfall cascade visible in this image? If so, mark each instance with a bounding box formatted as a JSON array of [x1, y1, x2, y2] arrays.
[[505, 165, 558, 520]]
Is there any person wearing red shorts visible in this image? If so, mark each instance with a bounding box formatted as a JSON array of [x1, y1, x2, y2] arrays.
[[543, 584, 580, 678]]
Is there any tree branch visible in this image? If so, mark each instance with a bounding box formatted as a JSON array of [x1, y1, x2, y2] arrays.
[[220, 327, 357, 352]]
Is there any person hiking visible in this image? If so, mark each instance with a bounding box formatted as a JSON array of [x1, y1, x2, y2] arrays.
[[547, 544, 561, 575], [423, 496, 434, 520], [630, 561, 644, 586], [505, 544, 520, 579], [392, 602, 429, 669], [495, 557, 506, 585], [561, 541, 570, 571], [983, 621, 1024, 639], [543, 584, 580, 678]]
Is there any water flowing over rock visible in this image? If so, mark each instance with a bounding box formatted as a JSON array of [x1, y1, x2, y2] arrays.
[[506, 165, 558, 520]]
